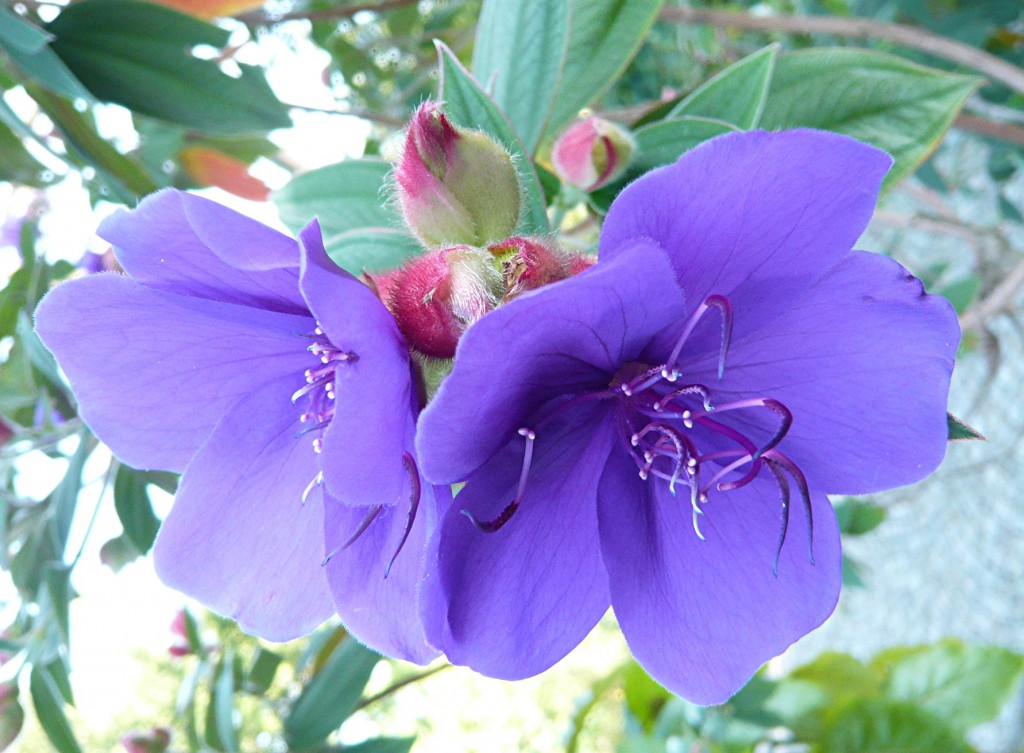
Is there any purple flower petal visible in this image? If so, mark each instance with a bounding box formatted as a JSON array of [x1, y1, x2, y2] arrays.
[[35, 273, 311, 471], [100, 190, 306, 315], [424, 404, 615, 678], [154, 374, 335, 641], [322, 479, 449, 664], [598, 449, 841, 705], [600, 130, 891, 342], [297, 221, 414, 507], [417, 241, 686, 484], [682, 251, 959, 494]]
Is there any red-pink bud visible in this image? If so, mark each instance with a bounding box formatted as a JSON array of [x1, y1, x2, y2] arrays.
[[395, 102, 520, 247], [551, 116, 635, 191], [487, 236, 573, 299], [0, 418, 12, 447], [121, 728, 170, 753], [168, 609, 192, 657], [386, 247, 499, 359]]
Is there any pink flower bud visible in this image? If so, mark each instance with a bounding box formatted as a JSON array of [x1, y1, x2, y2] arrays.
[[121, 728, 171, 753], [0, 418, 12, 447], [385, 246, 499, 359], [396, 102, 521, 248], [551, 116, 635, 191], [487, 236, 572, 299], [0, 684, 23, 752], [168, 609, 192, 657]]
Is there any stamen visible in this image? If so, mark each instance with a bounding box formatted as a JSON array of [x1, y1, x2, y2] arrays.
[[765, 459, 790, 577], [763, 449, 814, 565], [664, 294, 734, 380], [691, 398, 792, 460], [322, 505, 383, 565], [385, 453, 422, 577], [654, 383, 714, 413], [301, 471, 323, 505], [462, 427, 536, 533]]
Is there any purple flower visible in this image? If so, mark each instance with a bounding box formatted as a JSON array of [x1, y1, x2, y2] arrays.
[[35, 190, 445, 662], [416, 130, 959, 703]]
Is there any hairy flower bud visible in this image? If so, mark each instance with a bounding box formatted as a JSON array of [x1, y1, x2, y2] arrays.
[[386, 246, 500, 359], [121, 728, 171, 753], [396, 102, 521, 248], [487, 236, 574, 299], [551, 116, 635, 191]]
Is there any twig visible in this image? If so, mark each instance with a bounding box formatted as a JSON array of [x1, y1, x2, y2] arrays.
[[354, 663, 450, 710], [961, 257, 1024, 332], [954, 113, 1024, 147], [659, 6, 1024, 97], [237, 0, 419, 25]]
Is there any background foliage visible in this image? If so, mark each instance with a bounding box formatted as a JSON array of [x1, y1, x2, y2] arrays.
[[0, 0, 1022, 751]]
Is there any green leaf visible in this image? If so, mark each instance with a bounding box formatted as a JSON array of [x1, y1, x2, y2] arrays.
[[818, 698, 972, 753], [29, 665, 82, 753], [324, 228, 422, 275], [833, 498, 886, 536], [0, 120, 50, 187], [622, 660, 669, 734], [939, 275, 981, 314], [436, 41, 549, 236], [113, 465, 162, 554], [48, 0, 290, 134], [790, 652, 885, 703], [669, 44, 779, 130], [633, 116, 737, 172], [284, 638, 380, 750], [760, 49, 980, 189], [947, 413, 984, 440], [245, 648, 282, 695], [0, 8, 54, 53], [881, 640, 1024, 732], [210, 653, 238, 752], [841, 554, 866, 588], [2, 36, 92, 100], [43, 566, 72, 642], [472, 0, 571, 152], [273, 159, 398, 238], [544, 0, 665, 138], [50, 429, 93, 556], [341, 738, 416, 753]]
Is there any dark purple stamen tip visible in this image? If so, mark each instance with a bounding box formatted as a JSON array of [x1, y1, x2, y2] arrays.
[[385, 452, 422, 578], [322, 504, 384, 566], [464, 427, 536, 534], [765, 459, 791, 577], [704, 294, 733, 379], [764, 449, 814, 565]]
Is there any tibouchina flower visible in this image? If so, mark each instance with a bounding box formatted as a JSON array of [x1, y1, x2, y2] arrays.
[[416, 129, 959, 703], [35, 190, 445, 662]]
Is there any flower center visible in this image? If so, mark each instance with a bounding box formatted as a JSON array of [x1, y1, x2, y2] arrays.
[[292, 324, 358, 454]]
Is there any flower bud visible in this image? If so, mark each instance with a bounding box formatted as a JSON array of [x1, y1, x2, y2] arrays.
[[121, 728, 170, 753], [385, 246, 500, 359], [487, 236, 571, 299], [168, 610, 191, 658], [551, 116, 635, 191], [396, 102, 521, 248], [0, 418, 12, 447], [0, 684, 23, 752]]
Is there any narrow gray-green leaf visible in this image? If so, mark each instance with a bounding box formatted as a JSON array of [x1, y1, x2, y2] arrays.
[[113, 465, 162, 554], [669, 44, 778, 129], [437, 41, 549, 235], [0, 8, 53, 53], [342, 738, 416, 753], [544, 0, 664, 138], [273, 159, 397, 238], [760, 49, 980, 188], [49, 0, 290, 134], [2, 37, 92, 100], [324, 227, 421, 275], [213, 653, 238, 752], [633, 116, 737, 171], [284, 639, 379, 750], [947, 412, 983, 440], [30, 666, 82, 753], [472, 0, 571, 152]]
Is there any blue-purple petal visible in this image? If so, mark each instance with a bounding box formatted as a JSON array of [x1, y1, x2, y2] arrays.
[[153, 374, 335, 641], [597, 450, 842, 705]]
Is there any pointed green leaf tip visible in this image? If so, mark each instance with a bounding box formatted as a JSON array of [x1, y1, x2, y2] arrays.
[[947, 413, 984, 441]]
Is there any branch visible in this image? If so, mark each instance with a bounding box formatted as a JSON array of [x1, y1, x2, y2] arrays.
[[954, 113, 1024, 147], [961, 257, 1024, 332], [237, 0, 419, 25], [659, 6, 1024, 97]]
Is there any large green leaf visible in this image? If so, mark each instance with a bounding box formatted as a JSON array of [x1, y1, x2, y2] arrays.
[[879, 640, 1024, 732], [273, 159, 397, 238], [284, 638, 380, 750], [669, 44, 778, 130], [113, 465, 162, 554], [472, 0, 570, 152], [632, 116, 737, 172], [29, 666, 82, 753], [1, 31, 91, 100], [0, 8, 53, 53], [48, 0, 290, 134], [760, 49, 979, 188], [818, 699, 972, 753], [324, 228, 422, 275], [544, 0, 664, 139], [437, 41, 549, 236]]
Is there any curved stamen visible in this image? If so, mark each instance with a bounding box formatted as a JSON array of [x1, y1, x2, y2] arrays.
[[762, 449, 814, 565], [622, 366, 666, 397], [322, 504, 384, 565], [691, 398, 793, 460], [385, 452, 422, 577], [462, 427, 536, 533], [653, 383, 714, 413], [664, 294, 734, 381], [301, 471, 323, 505], [764, 458, 790, 577]]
